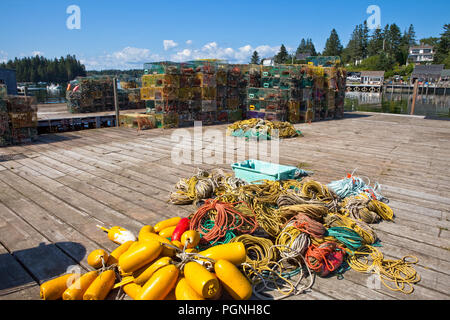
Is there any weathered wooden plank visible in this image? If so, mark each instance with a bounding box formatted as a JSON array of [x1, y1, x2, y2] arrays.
[[0, 243, 40, 300], [1, 164, 143, 235], [0, 202, 84, 285], [0, 169, 117, 253]]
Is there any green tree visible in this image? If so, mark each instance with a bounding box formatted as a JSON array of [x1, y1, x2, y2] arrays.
[[306, 39, 317, 56], [250, 51, 260, 64], [385, 23, 403, 63], [296, 38, 317, 56], [274, 44, 289, 64], [360, 21, 370, 58], [1, 55, 86, 83], [406, 24, 417, 46], [419, 37, 439, 47], [435, 24, 450, 64], [367, 27, 385, 56], [345, 24, 364, 64], [323, 29, 343, 56], [399, 25, 417, 65], [296, 39, 307, 56], [443, 54, 450, 68]]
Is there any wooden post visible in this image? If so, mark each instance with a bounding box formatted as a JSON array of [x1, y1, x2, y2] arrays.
[[410, 80, 419, 115], [113, 77, 120, 127], [444, 82, 447, 99]]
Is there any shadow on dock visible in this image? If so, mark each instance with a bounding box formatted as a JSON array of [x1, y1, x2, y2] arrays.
[[424, 115, 450, 121], [0, 242, 86, 296], [342, 112, 373, 119]]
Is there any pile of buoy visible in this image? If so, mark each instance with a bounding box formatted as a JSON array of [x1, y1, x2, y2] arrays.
[[40, 219, 252, 300], [39, 171, 421, 300]]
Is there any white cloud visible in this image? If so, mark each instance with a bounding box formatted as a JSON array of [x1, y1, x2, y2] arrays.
[[82, 46, 161, 70], [79, 42, 291, 70], [31, 51, 44, 57], [170, 42, 280, 64], [202, 42, 218, 51], [0, 50, 7, 63], [163, 40, 178, 51], [186, 40, 193, 45]]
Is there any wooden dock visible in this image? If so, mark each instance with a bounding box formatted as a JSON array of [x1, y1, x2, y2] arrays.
[[36, 103, 146, 133], [0, 112, 449, 300]]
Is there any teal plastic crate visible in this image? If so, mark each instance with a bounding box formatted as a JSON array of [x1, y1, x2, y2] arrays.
[[231, 159, 310, 183]]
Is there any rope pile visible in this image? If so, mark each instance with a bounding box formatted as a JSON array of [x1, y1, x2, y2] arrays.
[[169, 168, 247, 205], [168, 170, 421, 298], [226, 118, 302, 140], [189, 198, 258, 246]]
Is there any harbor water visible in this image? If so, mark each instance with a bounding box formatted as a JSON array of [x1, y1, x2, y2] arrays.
[[344, 91, 450, 118]]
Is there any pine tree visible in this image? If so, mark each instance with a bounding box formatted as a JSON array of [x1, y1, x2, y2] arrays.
[[296, 39, 307, 56], [407, 24, 417, 46], [323, 29, 343, 56], [435, 24, 450, 64], [0, 54, 86, 83], [306, 39, 317, 56], [250, 51, 260, 64], [296, 38, 317, 56], [274, 44, 289, 64], [345, 24, 363, 64], [368, 27, 385, 56], [360, 21, 370, 59], [388, 24, 403, 63]]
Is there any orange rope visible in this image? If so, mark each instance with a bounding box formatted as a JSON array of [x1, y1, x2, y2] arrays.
[[189, 198, 258, 245], [305, 242, 345, 274], [287, 213, 326, 238]]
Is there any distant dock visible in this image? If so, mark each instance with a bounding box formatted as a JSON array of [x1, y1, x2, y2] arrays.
[[346, 82, 450, 96]]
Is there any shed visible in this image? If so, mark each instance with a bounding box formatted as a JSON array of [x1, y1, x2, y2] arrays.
[[411, 64, 444, 82], [360, 71, 385, 85], [441, 69, 450, 81], [0, 68, 18, 95]]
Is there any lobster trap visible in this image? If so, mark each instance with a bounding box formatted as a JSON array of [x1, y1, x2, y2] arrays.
[[0, 84, 7, 99], [119, 113, 156, 130]]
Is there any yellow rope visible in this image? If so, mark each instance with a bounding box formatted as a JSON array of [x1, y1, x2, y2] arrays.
[[324, 213, 378, 245], [347, 245, 420, 294], [277, 204, 329, 222], [231, 233, 314, 300]]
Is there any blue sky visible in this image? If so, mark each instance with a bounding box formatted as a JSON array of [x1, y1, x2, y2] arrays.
[[1, 0, 449, 70]]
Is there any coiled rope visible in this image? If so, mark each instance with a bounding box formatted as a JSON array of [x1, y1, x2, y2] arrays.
[[232, 233, 314, 300], [325, 227, 364, 252], [277, 204, 329, 223], [324, 213, 378, 245], [169, 168, 247, 205], [286, 213, 327, 238], [305, 242, 346, 276], [327, 172, 387, 202], [340, 194, 394, 224], [275, 224, 310, 259], [189, 199, 258, 246], [347, 245, 420, 294]]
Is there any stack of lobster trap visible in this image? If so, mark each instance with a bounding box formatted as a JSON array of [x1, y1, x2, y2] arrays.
[[140, 61, 250, 128], [123, 60, 346, 130], [246, 63, 346, 124], [0, 95, 38, 146], [66, 76, 145, 114]]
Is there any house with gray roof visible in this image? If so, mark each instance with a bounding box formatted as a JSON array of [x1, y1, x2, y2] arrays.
[[411, 64, 444, 83], [360, 71, 385, 85]]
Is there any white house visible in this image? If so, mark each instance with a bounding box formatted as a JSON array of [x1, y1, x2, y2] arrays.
[[408, 45, 435, 64], [360, 71, 385, 85], [261, 57, 275, 66]]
